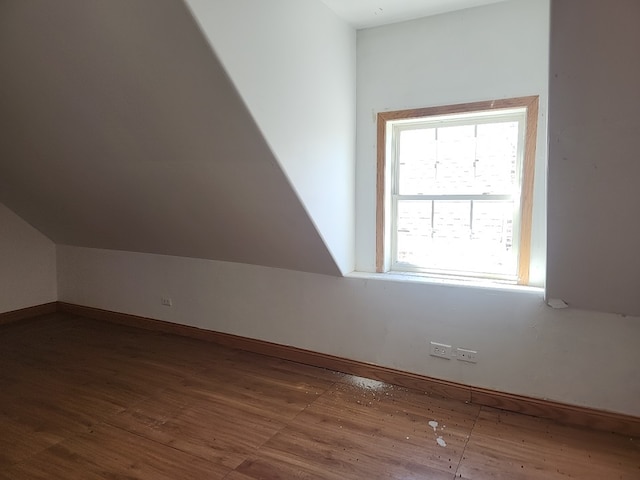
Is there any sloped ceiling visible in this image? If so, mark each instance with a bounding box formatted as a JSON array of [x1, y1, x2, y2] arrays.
[[184, 0, 356, 275], [0, 0, 340, 275]]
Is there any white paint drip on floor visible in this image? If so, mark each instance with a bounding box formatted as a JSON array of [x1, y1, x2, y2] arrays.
[[346, 376, 388, 391], [429, 420, 446, 447]]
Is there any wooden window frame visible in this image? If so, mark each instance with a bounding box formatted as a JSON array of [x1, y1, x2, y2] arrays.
[[376, 96, 539, 284]]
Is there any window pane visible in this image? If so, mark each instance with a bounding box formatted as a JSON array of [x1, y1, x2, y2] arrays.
[[472, 201, 514, 249], [475, 121, 519, 193], [395, 199, 517, 277], [433, 200, 471, 240], [396, 120, 521, 196], [397, 128, 436, 195], [396, 200, 432, 264], [434, 125, 476, 194]]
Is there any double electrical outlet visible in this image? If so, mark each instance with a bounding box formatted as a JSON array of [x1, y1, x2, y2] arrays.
[[430, 341, 477, 363]]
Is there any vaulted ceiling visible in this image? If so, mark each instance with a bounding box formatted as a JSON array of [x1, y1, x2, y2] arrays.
[[0, 0, 353, 276]]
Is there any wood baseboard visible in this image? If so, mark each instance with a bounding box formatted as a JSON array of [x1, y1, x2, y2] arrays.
[[470, 388, 639, 438], [0, 302, 58, 325], [56, 302, 640, 437]]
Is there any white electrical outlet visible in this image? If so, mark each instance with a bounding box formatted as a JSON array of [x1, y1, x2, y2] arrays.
[[161, 297, 172, 307], [456, 347, 478, 363], [429, 342, 452, 359]]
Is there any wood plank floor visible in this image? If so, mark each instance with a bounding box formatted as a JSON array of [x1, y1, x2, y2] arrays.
[[0, 313, 638, 479]]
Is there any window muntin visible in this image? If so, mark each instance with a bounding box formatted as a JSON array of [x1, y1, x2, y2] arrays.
[[377, 97, 538, 284]]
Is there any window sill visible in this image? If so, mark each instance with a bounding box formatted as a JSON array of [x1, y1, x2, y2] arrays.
[[346, 270, 544, 295]]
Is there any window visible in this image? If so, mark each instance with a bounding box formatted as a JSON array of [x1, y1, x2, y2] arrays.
[[376, 97, 538, 284]]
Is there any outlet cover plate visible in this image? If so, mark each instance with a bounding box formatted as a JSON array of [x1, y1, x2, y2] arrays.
[[429, 342, 452, 359], [456, 347, 478, 363]]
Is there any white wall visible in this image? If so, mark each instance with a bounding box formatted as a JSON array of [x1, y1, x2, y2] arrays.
[[547, 0, 640, 316], [0, 203, 56, 313], [57, 245, 640, 416], [355, 0, 549, 287], [185, 0, 357, 274]]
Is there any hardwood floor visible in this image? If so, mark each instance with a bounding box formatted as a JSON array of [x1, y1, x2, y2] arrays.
[[0, 313, 638, 479]]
